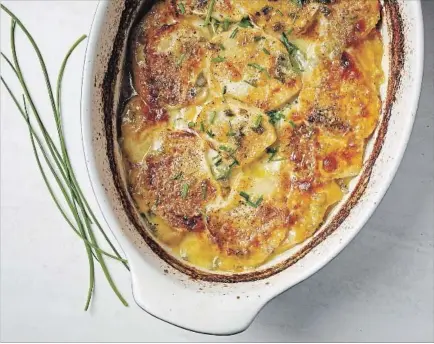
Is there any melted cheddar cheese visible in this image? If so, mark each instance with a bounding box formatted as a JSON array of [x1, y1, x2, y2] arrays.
[[122, 0, 384, 272]]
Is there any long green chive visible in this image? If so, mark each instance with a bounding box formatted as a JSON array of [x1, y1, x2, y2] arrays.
[[1, 5, 128, 309], [204, 0, 216, 26]]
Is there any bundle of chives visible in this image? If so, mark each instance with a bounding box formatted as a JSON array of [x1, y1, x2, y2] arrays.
[[1, 4, 129, 310]]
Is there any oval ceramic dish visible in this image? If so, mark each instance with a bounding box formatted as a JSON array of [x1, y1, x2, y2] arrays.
[[81, 0, 424, 335]]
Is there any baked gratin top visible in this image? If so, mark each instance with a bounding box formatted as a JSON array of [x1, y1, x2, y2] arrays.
[[120, 0, 384, 272]]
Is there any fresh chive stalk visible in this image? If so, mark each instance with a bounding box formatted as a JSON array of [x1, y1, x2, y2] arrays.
[[0, 5, 129, 310]]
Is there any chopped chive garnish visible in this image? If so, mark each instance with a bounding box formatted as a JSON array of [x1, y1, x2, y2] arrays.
[[201, 183, 207, 200], [254, 36, 265, 42], [176, 53, 186, 66], [181, 183, 189, 199], [219, 43, 225, 50], [209, 111, 217, 124], [276, 9, 284, 16], [227, 121, 236, 136], [252, 114, 263, 129], [238, 17, 253, 28], [288, 120, 296, 128], [188, 121, 195, 128], [178, 2, 185, 14], [243, 80, 257, 87], [219, 145, 235, 153], [281, 32, 304, 73], [239, 192, 263, 208], [222, 85, 227, 95], [206, 129, 215, 137], [212, 55, 225, 63], [204, 0, 216, 26], [287, 28, 294, 35], [262, 48, 271, 55], [214, 156, 223, 166], [172, 172, 183, 180], [266, 147, 278, 162], [266, 110, 285, 125], [223, 18, 230, 31], [247, 63, 270, 78], [229, 159, 239, 168], [200, 121, 205, 132], [230, 27, 239, 38]]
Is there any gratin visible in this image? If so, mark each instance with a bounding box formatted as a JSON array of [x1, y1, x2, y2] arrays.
[[120, 0, 384, 272]]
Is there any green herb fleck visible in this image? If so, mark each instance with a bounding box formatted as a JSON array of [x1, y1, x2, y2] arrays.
[[222, 85, 227, 95], [262, 48, 270, 55], [178, 2, 185, 14], [254, 36, 265, 42], [243, 80, 257, 87], [266, 147, 278, 162], [212, 55, 225, 63], [266, 110, 285, 124], [280, 32, 304, 73], [239, 192, 263, 208], [276, 9, 284, 16], [247, 63, 270, 78], [172, 172, 183, 180], [288, 120, 296, 128], [219, 43, 225, 50], [209, 111, 217, 124], [200, 121, 205, 132], [181, 183, 189, 199], [176, 53, 186, 66], [252, 115, 263, 129], [238, 17, 253, 28], [188, 121, 195, 128], [223, 18, 230, 31], [201, 183, 207, 200], [227, 121, 236, 136], [229, 159, 239, 168], [230, 27, 239, 38], [204, 0, 216, 26], [213, 155, 223, 166], [206, 129, 215, 138], [219, 145, 234, 153]]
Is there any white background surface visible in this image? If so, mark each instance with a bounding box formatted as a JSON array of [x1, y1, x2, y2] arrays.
[[1, 1, 433, 342]]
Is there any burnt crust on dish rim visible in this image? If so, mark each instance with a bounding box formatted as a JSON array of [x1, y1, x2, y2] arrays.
[[102, 0, 405, 283]]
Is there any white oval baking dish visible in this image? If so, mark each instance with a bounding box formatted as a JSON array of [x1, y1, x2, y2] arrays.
[[81, 0, 424, 335]]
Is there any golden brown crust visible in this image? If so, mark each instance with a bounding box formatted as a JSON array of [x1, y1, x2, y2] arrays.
[[129, 130, 219, 232]]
